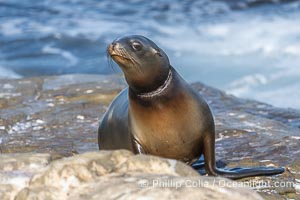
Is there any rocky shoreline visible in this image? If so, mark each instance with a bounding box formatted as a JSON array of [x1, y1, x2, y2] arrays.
[[0, 74, 299, 199]]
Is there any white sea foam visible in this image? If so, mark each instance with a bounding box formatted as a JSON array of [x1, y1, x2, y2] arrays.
[[0, 19, 24, 36], [42, 45, 78, 66], [155, 12, 300, 110], [228, 74, 268, 92], [159, 13, 300, 57], [226, 63, 300, 109], [0, 66, 21, 79], [1, 1, 300, 109], [227, 77, 300, 109], [63, 18, 130, 39]]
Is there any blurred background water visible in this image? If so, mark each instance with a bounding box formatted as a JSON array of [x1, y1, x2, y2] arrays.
[[0, 0, 300, 109]]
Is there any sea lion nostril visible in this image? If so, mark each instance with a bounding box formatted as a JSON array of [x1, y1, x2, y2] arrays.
[[111, 42, 116, 50], [107, 43, 114, 54], [108, 42, 120, 53]]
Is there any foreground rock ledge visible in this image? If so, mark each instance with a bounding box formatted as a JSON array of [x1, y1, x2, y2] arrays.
[[0, 150, 262, 200]]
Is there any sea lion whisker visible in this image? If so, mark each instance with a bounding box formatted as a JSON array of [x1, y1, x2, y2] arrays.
[[119, 48, 143, 74], [107, 50, 116, 72], [128, 56, 144, 75], [120, 48, 133, 61], [118, 49, 143, 74]]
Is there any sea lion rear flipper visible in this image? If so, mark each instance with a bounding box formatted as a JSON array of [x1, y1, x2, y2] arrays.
[[192, 155, 226, 170], [202, 131, 284, 180]]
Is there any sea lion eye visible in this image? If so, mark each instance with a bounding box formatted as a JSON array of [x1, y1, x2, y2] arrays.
[[132, 42, 142, 51]]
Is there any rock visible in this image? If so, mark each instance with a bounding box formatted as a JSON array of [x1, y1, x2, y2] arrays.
[[7, 150, 262, 200], [0, 153, 51, 171], [0, 74, 125, 156], [0, 74, 299, 199], [0, 153, 51, 200]]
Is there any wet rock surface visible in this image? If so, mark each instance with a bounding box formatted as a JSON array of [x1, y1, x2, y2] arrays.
[[0, 74, 300, 199], [0, 75, 124, 155]]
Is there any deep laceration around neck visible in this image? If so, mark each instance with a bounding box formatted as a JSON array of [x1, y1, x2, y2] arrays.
[[134, 69, 172, 99], [129, 67, 174, 99]]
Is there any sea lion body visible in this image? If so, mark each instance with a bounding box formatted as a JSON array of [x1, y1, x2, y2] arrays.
[[98, 89, 132, 151], [98, 35, 284, 179], [99, 68, 213, 164]]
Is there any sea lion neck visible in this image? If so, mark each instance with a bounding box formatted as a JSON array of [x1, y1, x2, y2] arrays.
[[136, 69, 172, 98], [127, 66, 172, 97]]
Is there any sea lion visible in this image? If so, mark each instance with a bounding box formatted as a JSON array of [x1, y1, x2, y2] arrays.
[[98, 35, 284, 179]]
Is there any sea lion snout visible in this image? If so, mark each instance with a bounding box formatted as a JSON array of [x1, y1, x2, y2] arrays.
[[107, 41, 120, 56], [107, 40, 133, 67]]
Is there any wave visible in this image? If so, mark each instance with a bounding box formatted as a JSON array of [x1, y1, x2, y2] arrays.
[[226, 67, 300, 109], [0, 66, 21, 79], [1, 0, 300, 109], [42, 45, 78, 66]]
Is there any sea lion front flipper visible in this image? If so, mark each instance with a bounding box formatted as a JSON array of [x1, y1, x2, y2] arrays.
[[132, 139, 146, 154], [202, 131, 284, 180]]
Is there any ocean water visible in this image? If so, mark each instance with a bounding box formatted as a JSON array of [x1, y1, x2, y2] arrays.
[[0, 0, 300, 109]]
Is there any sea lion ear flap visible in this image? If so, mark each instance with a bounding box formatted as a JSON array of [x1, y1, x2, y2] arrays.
[[154, 48, 163, 57], [156, 52, 163, 57]]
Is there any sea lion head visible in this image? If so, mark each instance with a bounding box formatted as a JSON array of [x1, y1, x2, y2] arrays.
[[108, 35, 170, 94]]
